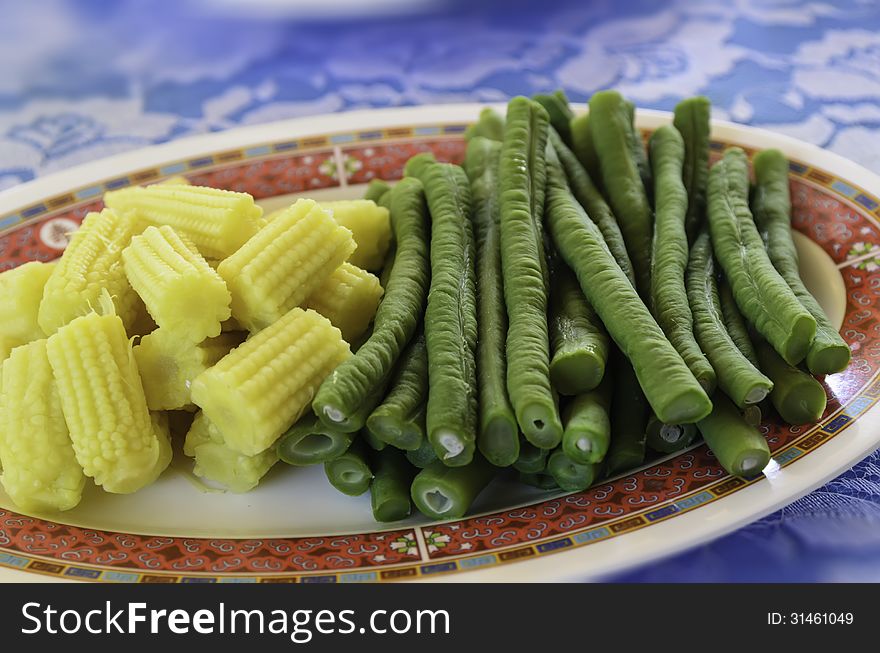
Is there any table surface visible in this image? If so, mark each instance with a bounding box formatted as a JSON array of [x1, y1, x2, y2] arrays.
[[2, 0, 880, 582]]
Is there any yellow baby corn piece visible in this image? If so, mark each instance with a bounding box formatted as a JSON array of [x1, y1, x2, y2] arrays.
[[0, 339, 85, 512], [320, 200, 391, 271], [134, 329, 245, 411], [0, 260, 56, 343], [123, 225, 231, 342], [191, 307, 350, 456], [184, 412, 278, 493], [304, 262, 383, 343], [103, 184, 263, 259], [0, 335, 19, 365], [38, 209, 141, 336], [46, 311, 171, 494], [217, 198, 356, 332]]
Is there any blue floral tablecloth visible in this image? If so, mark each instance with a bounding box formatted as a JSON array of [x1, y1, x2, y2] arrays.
[[2, 0, 880, 582]]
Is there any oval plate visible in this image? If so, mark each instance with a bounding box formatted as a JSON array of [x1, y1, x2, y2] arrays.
[[1, 104, 878, 583]]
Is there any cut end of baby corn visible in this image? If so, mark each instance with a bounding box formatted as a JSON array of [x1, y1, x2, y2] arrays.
[[191, 307, 351, 456], [319, 200, 391, 271], [103, 184, 263, 259], [304, 262, 383, 344], [46, 312, 170, 493], [123, 225, 231, 341], [134, 329, 245, 410], [184, 412, 278, 492], [38, 209, 142, 336], [0, 339, 86, 512], [218, 199, 356, 332], [0, 260, 56, 343]]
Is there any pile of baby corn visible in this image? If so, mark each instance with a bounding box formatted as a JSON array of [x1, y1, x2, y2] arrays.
[[0, 178, 389, 512]]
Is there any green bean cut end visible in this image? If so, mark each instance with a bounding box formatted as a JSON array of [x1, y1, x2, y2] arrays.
[[372, 496, 413, 523], [431, 429, 475, 467], [318, 404, 362, 434], [782, 315, 818, 366], [550, 352, 604, 396], [367, 414, 422, 451], [520, 402, 564, 449], [278, 430, 353, 466], [480, 414, 520, 468], [656, 387, 713, 425], [547, 451, 598, 492], [773, 378, 827, 425], [325, 459, 372, 496], [412, 483, 466, 520], [646, 418, 698, 454], [806, 343, 851, 376], [730, 447, 771, 478]]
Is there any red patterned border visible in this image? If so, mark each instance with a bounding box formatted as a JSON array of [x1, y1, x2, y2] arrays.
[[0, 126, 877, 582]]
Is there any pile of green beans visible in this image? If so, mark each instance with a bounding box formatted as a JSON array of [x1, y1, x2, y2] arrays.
[[274, 90, 845, 524]]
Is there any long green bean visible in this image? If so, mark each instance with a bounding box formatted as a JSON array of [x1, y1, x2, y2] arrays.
[[697, 392, 771, 478], [324, 438, 373, 496], [545, 146, 712, 424], [673, 96, 711, 244], [588, 90, 653, 296], [534, 90, 574, 145], [707, 148, 816, 365], [650, 124, 716, 392], [367, 333, 427, 451], [687, 231, 773, 407], [549, 128, 636, 287], [549, 264, 610, 395], [755, 338, 827, 425], [465, 107, 505, 142], [370, 448, 416, 522], [411, 456, 495, 520], [417, 162, 479, 466], [569, 113, 603, 195], [624, 99, 652, 199], [499, 97, 562, 447], [606, 355, 648, 475], [313, 177, 429, 431], [752, 149, 850, 374], [561, 373, 612, 464], [465, 136, 519, 467], [364, 179, 390, 202]]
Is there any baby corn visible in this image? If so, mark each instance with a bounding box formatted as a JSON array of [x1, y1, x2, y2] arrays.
[[0, 260, 56, 343], [184, 412, 278, 492], [191, 307, 350, 455], [320, 200, 391, 271], [123, 225, 231, 341], [217, 199, 356, 331], [38, 209, 141, 335], [134, 329, 244, 410], [46, 311, 171, 493], [0, 339, 85, 512], [304, 262, 383, 343], [103, 184, 262, 259]]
